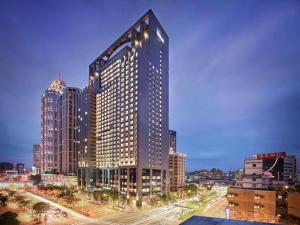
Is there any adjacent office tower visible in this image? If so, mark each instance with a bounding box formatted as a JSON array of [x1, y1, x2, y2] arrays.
[[41, 79, 65, 173], [32, 144, 41, 173], [88, 10, 169, 206], [57, 87, 80, 175], [78, 87, 97, 187], [169, 130, 176, 154]]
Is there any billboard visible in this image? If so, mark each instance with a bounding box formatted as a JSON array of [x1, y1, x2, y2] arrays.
[[257, 152, 286, 160]]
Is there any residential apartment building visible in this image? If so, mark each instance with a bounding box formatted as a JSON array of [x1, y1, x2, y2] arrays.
[[242, 158, 271, 189], [87, 10, 169, 206], [227, 188, 278, 223], [169, 152, 186, 192], [57, 87, 80, 175], [41, 79, 65, 172]]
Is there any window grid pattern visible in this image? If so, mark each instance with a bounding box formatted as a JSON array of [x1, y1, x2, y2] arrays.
[[96, 50, 139, 168]]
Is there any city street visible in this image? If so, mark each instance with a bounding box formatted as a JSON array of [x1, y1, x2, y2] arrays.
[[24, 189, 227, 225], [25, 190, 182, 225], [197, 196, 228, 218]]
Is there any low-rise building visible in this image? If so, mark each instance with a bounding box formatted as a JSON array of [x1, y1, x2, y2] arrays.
[[227, 188, 278, 223], [5, 170, 18, 177], [288, 192, 300, 218]]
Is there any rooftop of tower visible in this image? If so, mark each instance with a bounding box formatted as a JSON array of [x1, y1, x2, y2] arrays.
[[47, 78, 66, 92], [89, 9, 167, 77]]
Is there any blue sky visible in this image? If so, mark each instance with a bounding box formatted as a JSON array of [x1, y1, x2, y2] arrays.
[[0, 0, 299, 171]]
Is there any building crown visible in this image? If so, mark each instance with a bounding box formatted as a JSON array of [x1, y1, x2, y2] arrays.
[[48, 79, 66, 92]]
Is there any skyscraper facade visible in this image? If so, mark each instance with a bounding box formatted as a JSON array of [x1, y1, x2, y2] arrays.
[[40, 79, 65, 173], [57, 87, 80, 175], [78, 86, 97, 187], [88, 10, 169, 206]]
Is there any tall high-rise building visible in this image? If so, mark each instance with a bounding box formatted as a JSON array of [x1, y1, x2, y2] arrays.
[[32, 144, 41, 171], [169, 130, 176, 154], [41, 79, 65, 173], [88, 10, 169, 206], [57, 87, 80, 175], [78, 86, 97, 187]]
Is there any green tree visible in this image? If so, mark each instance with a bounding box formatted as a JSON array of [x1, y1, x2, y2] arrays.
[[63, 195, 79, 208], [13, 195, 25, 203], [32, 202, 50, 222], [0, 193, 9, 207], [18, 199, 30, 211], [58, 188, 73, 198], [99, 190, 109, 202], [0, 211, 20, 225], [30, 174, 41, 186], [149, 195, 160, 206], [108, 189, 119, 208], [184, 184, 198, 196], [7, 190, 16, 201], [169, 192, 179, 202], [92, 191, 101, 201], [13, 195, 31, 211], [119, 194, 127, 207], [159, 194, 171, 204]]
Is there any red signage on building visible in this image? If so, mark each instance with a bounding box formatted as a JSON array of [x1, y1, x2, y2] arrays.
[[256, 152, 286, 160]]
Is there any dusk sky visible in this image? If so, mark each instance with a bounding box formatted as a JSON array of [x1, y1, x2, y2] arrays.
[[0, 0, 300, 171]]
